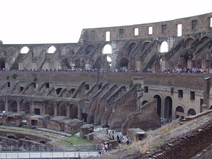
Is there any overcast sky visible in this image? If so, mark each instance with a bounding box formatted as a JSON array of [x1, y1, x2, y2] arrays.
[[0, 0, 211, 44]]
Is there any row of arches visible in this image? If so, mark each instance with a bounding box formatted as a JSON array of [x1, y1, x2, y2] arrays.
[[20, 46, 57, 54], [144, 95, 197, 121], [0, 98, 79, 119]]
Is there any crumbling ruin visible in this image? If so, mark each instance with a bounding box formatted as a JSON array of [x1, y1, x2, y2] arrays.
[[0, 12, 211, 158]]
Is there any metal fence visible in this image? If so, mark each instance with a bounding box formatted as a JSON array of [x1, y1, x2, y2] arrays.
[[0, 150, 100, 158]]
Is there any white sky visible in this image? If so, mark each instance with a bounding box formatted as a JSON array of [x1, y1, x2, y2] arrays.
[[0, 0, 211, 44]]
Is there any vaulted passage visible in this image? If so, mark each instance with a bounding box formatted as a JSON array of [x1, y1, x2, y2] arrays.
[[45, 101, 54, 116], [0, 58, 5, 70], [70, 104, 78, 119], [120, 57, 129, 70], [164, 96, 172, 122], [0, 99, 5, 112], [20, 99, 30, 113], [154, 95, 161, 116], [8, 99, 18, 112], [57, 102, 66, 116], [176, 106, 184, 119]]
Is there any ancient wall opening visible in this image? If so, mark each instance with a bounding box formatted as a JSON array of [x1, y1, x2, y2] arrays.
[[70, 104, 78, 119], [0, 99, 5, 112], [8, 99, 18, 112], [20, 99, 30, 113], [159, 41, 168, 53], [175, 106, 184, 119], [188, 108, 196, 116], [164, 96, 172, 121], [106, 31, 110, 41], [20, 46, 29, 54], [57, 102, 66, 116], [134, 28, 139, 36], [85, 45, 95, 54], [120, 57, 129, 70], [45, 101, 54, 116], [129, 42, 136, 55], [177, 24, 182, 37], [0, 58, 5, 70], [102, 44, 112, 54], [47, 46, 56, 53], [154, 95, 161, 116]]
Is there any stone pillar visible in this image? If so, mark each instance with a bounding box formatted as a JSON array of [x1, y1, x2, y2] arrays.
[[5, 98, 8, 112], [54, 103, 58, 116], [41, 103, 45, 115], [30, 102, 35, 114], [66, 104, 70, 118], [17, 101, 21, 113], [161, 98, 165, 119], [78, 105, 82, 120]]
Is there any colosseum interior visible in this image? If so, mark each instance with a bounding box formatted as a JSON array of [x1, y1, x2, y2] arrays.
[[0, 12, 211, 158]]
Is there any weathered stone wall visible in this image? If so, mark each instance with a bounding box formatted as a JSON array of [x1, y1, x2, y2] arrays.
[[122, 99, 160, 134], [80, 13, 212, 42]]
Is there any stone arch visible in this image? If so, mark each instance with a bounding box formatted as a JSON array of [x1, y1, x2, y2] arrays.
[[142, 100, 148, 105], [175, 106, 184, 119], [0, 58, 5, 70], [20, 99, 30, 113], [8, 99, 18, 112], [142, 41, 151, 51], [188, 108, 196, 116], [200, 36, 209, 43], [120, 57, 129, 70], [154, 95, 161, 116], [70, 104, 78, 119], [128, 42, 136, 56], [184, 37, 195, 47], [20, 46, 29, 54], [71, 88, 75, 93], [56, 88, 63, 95], [45, 101, 54, 116], [57, 102, 66, 116], [164, 96, 172, 121], [102, 44, 112, 54], [47, 46, 56, 53], [159, 41, 168, 53], [85, 45, 95, 55], [0, 98, 5, 112]]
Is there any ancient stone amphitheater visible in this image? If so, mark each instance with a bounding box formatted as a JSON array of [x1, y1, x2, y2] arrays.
[[0, 12, 211, 158]]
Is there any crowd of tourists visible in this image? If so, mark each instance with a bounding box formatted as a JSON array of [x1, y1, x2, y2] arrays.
[[2, 67, 212, 74]]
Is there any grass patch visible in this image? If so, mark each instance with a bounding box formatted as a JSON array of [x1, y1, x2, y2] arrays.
[[60, 135, 92, 146]]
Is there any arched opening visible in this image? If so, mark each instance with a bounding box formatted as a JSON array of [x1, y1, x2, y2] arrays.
[[92, 56, 102, 70], [154, 95, 161, 116], [175, 106, 184, 119], [107, 56, 112, 69], [0, 98, 5, 112], [120, 57, 129, 71], [0, 58, 5, 70], [164, 96, 172, 122], [184, 38, 194, 47], [56, 88, 63, 95], [160, 41, 168, 53], [142, 100, 148, 105], [85, 45, 95, 55], [102, 44, 112, 54], [45, 101, 54, 116], [57, 102, 66, 116], [47, 46, 56, 53], [71, 88, 75, 93], [129, 42, 136, 55], [20, 99, 30, 113], [8, 99, 18, 112], [70, 104, 78, 119], [188, 109, 196, 116], [20, 46, 29, 54], [142, 42, 150, 51], [200, 36, 209, 43]]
